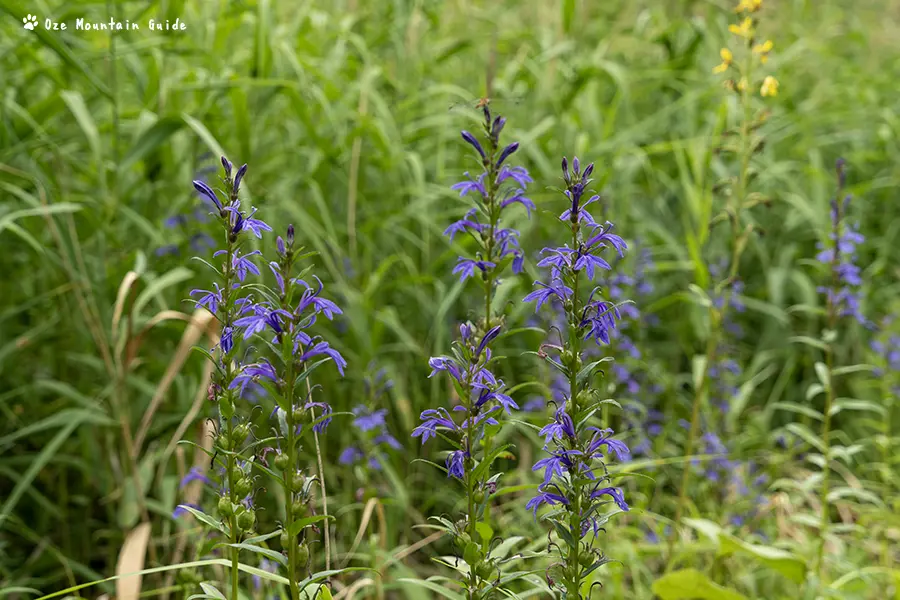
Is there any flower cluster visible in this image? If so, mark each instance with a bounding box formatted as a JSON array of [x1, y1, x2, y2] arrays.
[[412, 107, 530, 599], [340, 367, 401, 490], [524, 157, 630, 596], [412, 323, 519, 595], [180, 157, 347, 599], [815, 163, 866, 325], [871, 318, 900, 396], [156, 158, 217, 257], [446, 106, 533, 299], [714, 0, 779, 98]]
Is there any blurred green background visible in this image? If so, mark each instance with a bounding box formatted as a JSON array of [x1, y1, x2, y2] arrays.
[[1, 0, 899, 597]]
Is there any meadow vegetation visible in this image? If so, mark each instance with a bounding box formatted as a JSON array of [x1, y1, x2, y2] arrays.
[[1, 0, 899, 598]]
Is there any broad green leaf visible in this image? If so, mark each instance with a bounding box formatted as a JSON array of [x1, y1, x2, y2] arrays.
[[652, 569, 747, 600], [719, 537, 806, 583]]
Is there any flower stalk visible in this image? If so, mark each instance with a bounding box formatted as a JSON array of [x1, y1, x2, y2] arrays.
[[524, 157, 631, 598]]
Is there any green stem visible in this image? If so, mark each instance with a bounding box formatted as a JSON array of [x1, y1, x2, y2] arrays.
[[284, 348, 299, 600], [565, 221, 583, 596], [815, 175, 843, 583], [670, 37, 754, 556], [219, 193, 240, 600]]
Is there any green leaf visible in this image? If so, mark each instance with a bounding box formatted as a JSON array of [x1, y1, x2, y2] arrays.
[[475, 522, 493, 546], [60, 91, 101, 162], [122, 116, 184, 169], [397, 578, 466, 600], [576, 357, 613, 386], [0, 5, 111, 97], [814, 361, 831, 390], [0, 203, 83, 234], [133, 267, 194, 316], [0, 418, 82, 531], [288, 514, 334, 537], [789, 336, 828, 351], [183, 115, 228, 171], [772, 401, 824, 422], [692, 355, 708, 391], [785, 423, 827, 453], [198, 583, 225, 600], [830, 398, 886, 417], [218, 543, 287, 567], [652, 569, 747, 600], [31, 559, 286, 600], [174, 505, 226, 535], [719, 537, 807, 583]]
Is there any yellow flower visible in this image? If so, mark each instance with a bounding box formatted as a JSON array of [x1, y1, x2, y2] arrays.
[[753, 39, 773, 63], [729, 17, 754, 38], [760, 75, 779, 97], [713, 47, 733, 73], [735, 0, 762, 12], [736, 77, 748, 91]]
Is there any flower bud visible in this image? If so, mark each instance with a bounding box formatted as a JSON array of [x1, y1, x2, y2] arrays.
[[233, 423, 250, 445], [291, 405, 305, 424], [291, 499, 308, 519], [291, 472, 305, 493], [473, 490, 485, 504], [280, 529, 291, 549], [491, 115, 506, 138], [235, 477, 252, 498], [217, 431, 231, 451], [476, 563, 494, 580], [221, 156, 233, 179], [287, 224, 295, 245], [296, 542, 310, 566], [233, 164, 248, 197], [217, 495, 233, 516], [276, 236, 286, 256], [273, 452, 291, 471], [237, 509, 255, 530]]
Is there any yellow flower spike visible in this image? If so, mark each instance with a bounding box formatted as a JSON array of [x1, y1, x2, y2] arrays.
[[713, 47, 733, 73], [753, 39, 773, 63], [729, 17, 754, 39], [735, 0, 762, 12], [753, 40, 773, 54], [760, 75, 779, 97]]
